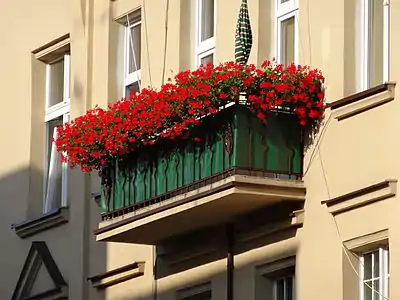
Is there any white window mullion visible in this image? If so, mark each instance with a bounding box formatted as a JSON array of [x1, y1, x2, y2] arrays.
[[361, 0, 370, 90], [45, 64, 51, 109], [360, 255, 365, 300], [383, 0, 390, 83], [383, 248, 389, 299], [63, 54, 71, 102]]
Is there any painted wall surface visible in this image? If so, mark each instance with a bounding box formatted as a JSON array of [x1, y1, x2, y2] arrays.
[[1, 0, 400, 299]]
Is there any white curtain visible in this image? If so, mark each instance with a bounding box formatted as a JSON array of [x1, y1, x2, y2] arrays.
[[44, 128, 62, 213]]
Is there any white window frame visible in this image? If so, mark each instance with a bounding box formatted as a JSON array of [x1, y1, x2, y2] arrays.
[[124, 13, 142, 97], [43, 54, 70, 214], [276, 0, 299, 65], [195, 0, 216, 67], [359, 247, 389, 300], [273, 274, 295, 300], [360, 0, 390, 90]]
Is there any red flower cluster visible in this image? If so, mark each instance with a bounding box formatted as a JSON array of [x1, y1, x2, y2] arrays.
[[55, 60, 325, 172]]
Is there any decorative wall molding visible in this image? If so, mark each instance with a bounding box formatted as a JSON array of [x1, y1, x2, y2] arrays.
[[88, 262, 145, 289], [32, 34, 70, 63], [12, 242, 68, 300], [343, 229, 389, 252], [328, 82, 396, 121], [322, 179, 397, 215], [12, 208, 69, 239], [256, 256, 296, 276]]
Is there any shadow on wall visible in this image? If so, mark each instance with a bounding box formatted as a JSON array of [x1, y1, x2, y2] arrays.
[[0, 165, 107, 300], [105, 202, 303, 300], [0, 165, 302, 300]]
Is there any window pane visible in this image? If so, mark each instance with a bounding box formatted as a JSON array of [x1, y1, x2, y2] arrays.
[[281, 0, 290, 3], [364, 282, 372, 300], [45, 116, 63, 213], [364, 253, 373, 280], [368, 0, 384, 87], [128, 23, 141, 73], [286, 277, 293, 300], [373, 251, 380, 278], [280, 17, 295, 66], [200, 54, 214, 66], [276, 279, 285, 300], [373, 279, 380, 300], [48, 59, 65, 107], [200, 0, 214, 41], [125, 81, 140, 98]]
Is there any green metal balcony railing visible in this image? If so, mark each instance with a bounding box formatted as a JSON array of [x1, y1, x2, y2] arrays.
[[100, 103, 303, 221]]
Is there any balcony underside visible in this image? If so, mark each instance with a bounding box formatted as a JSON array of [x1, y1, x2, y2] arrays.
[[95, 173, 305, 245]]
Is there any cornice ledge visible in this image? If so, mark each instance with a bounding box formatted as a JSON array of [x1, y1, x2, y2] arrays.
[[343, 229, 389, 252], [88, 262, 145, 289], [328, 82, 396, 121], [321, 179, 397, 215], [12, 207, 69, 239]]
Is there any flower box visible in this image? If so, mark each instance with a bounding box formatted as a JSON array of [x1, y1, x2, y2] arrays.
[[100, 102, 302, 217]]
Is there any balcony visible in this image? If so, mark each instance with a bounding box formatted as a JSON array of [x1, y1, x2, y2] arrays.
[[95, 103, 306, 244]]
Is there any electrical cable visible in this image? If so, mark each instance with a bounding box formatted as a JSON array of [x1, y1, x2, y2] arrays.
[[142, 0, 153, 87], [161, 0, 170, 85], [319, 141, 390, 300]]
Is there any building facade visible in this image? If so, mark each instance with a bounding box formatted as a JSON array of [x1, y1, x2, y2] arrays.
[[1, 0, 400, 299]]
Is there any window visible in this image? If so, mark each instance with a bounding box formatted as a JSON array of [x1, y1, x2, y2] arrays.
[[360, 247, 389, 300], [256, 257, 295, 300], [361, 0, 389, 90], [177, 282, 211, 300], [44, 54, 70, 214], [276, 0, 298, 66], [124, 11, 141, 97], [274, 275, 294, 300], [196, 0, 216, 66]]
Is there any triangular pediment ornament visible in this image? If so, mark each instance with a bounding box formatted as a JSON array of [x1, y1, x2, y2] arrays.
[[12, 241, 68, 300]]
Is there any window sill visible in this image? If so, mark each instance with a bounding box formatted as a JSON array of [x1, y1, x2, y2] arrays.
[[327, 82, 396, 120], [12, 207, 69, 239], [88, 261, 145, 289], [321, 180, 397, 215]]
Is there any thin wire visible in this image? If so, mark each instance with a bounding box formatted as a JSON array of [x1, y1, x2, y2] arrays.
[[332, 216, 390, 300], [303, 112, 333, 176], [294, 12, 306, 66], [142, 0, 153, 87], [306, 0, 312, 65], [126, 15, 141, 92], [161, 0, 170, 85], [320, 141, 390, 300]]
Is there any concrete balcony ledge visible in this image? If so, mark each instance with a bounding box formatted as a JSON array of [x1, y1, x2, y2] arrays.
[[95, 174, 306, 245]]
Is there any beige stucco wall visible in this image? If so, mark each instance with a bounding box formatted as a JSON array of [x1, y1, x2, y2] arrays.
[[1, 0, 400, 299]]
